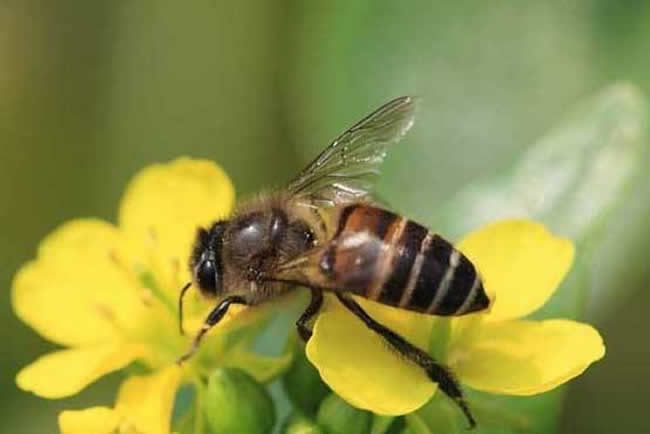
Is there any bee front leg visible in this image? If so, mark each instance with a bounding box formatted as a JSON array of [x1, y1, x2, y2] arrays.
[[296, 287, 323, 342], [335, 293, 476, 429], [177, 295, 248, 364]]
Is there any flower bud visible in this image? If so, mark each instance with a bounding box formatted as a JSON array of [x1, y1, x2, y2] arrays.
[[204, 368, 275, 434], [282, 339, 329, 415], [281, 410, 324, 434], [401, 397, 459, 434], [371, 415, 399, 434], [316, 394, 370, 434]]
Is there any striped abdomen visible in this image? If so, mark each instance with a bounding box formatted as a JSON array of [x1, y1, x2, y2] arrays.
[[323, 204, 490, 316]]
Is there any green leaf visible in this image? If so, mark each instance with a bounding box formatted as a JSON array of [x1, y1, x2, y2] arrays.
[[282, 334, 330, 416], [435, 83, 649, 320], [171, 384, 199, 434], [435, 83, 648, 243]]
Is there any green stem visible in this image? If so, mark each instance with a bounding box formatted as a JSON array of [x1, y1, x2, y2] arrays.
[[192, 377, 205, 434]]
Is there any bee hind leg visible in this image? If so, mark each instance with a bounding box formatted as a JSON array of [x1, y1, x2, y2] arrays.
[[335, 293, 476, 429], [296, 287, 323, 342]]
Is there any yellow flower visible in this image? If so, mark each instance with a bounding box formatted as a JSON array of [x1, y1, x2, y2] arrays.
[[58, 367, 181, 434], [12, 158, 290, 434], [305, 220, 605, 416]]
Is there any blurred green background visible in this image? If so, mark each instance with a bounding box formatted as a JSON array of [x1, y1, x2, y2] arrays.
[[2, 1, 649, 433]]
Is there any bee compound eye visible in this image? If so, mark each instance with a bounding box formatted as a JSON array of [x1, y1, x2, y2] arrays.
[[197, 260, 219, 294]]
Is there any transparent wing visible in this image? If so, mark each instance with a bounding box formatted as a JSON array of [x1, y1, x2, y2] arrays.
[[288, 96, 418, 207], [269, 232, 381, 292]]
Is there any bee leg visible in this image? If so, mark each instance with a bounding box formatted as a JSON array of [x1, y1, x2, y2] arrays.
[[335, 293, 476, 429], [296, 287, 323, 342], [176, 295, 248, 364]]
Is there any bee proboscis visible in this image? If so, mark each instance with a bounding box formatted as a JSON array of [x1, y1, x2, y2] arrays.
[[178, 96, 490, 428]]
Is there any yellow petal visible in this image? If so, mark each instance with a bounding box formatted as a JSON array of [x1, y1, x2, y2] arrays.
[[118, 158, 235, 297], [115, 366, 183, 434], [306, 295, 437, 415], [16, 343, 145, 398], [449, 319, 605, 395], [59, 407, 120, 434], [457, 220, 574, 321], [12, 219, 149, 346]]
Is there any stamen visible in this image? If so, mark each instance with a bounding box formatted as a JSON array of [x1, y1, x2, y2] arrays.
[[95, 303, 127, 337], [140, 288, 154, 307], [108, 249, 140, 286]]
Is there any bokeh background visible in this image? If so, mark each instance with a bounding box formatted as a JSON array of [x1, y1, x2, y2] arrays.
[[2, 1, 649, 433]]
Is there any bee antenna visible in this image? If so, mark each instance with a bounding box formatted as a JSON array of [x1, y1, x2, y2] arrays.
[[178, 281, 192, 335]]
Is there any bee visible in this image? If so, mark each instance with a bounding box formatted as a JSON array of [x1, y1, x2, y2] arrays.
[[178, 96, 490, 428]]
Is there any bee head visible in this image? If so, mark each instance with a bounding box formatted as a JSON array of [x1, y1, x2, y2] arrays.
[[190, 221, 228, 297]]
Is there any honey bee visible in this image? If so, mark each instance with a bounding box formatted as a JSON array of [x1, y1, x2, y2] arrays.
[[178, 96, 490, 428]]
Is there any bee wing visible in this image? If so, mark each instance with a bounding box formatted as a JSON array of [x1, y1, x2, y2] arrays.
[[269, 232, 382, 292], [288, 96, 418, 207]]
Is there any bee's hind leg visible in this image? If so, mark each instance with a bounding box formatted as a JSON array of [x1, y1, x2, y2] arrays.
[[296, 287, 323, 342], [335, 293, 476, 430]]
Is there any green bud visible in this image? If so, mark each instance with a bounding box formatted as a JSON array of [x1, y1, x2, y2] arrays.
[[281, 410, 325, 434], [371, 414, 398, 434], [282, 337, 329, 415], [403, 396, 459, 434], [316, 394, 370, 434], [204, 368, 275, 434], [384, 417, 406, 434]]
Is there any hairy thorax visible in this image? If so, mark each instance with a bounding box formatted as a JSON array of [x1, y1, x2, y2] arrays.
[[220, 192, 321, 302]]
